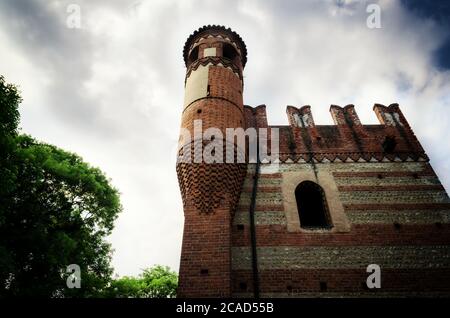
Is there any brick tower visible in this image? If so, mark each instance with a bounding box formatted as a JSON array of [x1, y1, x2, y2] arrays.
[[176, 25, 248, 297], [177, 26, 450, 298]]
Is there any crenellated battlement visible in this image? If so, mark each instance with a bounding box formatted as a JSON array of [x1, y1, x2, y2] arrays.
[[284, 103, 407, 128], [244, 103, 427, 163]]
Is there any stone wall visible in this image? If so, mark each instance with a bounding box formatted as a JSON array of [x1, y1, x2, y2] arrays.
[[231, 161, 450, 297]]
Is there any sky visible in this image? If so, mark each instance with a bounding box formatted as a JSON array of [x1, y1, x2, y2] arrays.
[[0, 0, 449, 277]]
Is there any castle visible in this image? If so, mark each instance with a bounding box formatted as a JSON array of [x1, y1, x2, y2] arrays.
[[176, 25, 450, 297]]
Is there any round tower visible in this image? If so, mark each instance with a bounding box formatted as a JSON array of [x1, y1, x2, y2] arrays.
[[176, 25, 248, 297]]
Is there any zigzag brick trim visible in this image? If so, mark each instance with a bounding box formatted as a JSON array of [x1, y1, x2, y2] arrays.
[[186, 57, 242, 82]]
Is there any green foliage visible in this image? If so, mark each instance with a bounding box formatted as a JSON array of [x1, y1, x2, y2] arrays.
[[104, 265, 178, 298], [0, 76, 122, 297], [0, 75, 21, 136], [0, 75, 22, 198]]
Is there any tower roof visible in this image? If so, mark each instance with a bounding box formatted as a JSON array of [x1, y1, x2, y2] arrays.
[[183, 25, 248, 68]]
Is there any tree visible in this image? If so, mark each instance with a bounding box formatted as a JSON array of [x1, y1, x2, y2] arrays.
[[0, 75, 21, 197], [104, 266, 178, 298], [0, 75, 122, 297], [0, 75, 20, 136]]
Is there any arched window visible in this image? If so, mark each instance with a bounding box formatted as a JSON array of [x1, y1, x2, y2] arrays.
[[222, 43, 238, 62], [295, 181, 332, 229]]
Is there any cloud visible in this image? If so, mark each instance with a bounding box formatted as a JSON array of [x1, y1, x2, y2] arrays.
[[401, 0, 450, 70], [0, 0, 449, 275]]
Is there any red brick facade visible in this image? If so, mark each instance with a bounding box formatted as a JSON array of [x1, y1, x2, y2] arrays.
[[176, 25, 450, 297]]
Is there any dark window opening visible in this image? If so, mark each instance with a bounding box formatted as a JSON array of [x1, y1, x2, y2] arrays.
[[200, 269, 209, 275], [393, 222, 401, 230], [377, 174, 383, 179], [435, 222, 443, 229], [237, 224, 244, 230], [295, 181, 332, 229], [286, 285, 293, 291], [239, 282, 247, 290], [382, 136, 397, 153], [188, 46, 199, 65], [320, 281, 328, 292], [223, 43, 238, 61], [412, 173, 419, 179], [197, 109, 202, 114]]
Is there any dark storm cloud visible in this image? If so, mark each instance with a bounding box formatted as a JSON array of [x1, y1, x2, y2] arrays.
[[401, 0, 450, 70], [0, 0, 106, 132], [0, 0, 64, 49]]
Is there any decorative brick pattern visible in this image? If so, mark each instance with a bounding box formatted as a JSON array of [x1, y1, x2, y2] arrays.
[[334, 176, 441, 186], [346, 210, 450, 224], [233, 211, 287, 226], [232, 269, 450, 296], [177, 162, 246, 214], [232, 224, 450, 246], [280, 162, 427, 172], [339, 190, 449, 204], [232, 246, 450, 270], [238, 192, 283, 205], [186, 57, 242, 82]]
